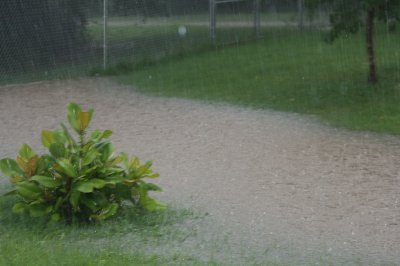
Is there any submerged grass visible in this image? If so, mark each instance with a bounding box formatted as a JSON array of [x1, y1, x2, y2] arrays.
[[117, 26, 400, 134], [0, 194, 220, 266], [0, 191, 389, 265]]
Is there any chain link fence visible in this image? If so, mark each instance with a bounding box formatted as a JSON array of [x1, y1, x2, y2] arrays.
[[0, 0, 330, 85]]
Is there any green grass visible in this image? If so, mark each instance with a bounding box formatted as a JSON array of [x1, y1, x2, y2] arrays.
[[116, 26, 400, 134], [0, 195, 219, 266]]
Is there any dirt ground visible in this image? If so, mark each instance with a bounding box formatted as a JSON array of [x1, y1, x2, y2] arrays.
[[0, 78, 399, 265]]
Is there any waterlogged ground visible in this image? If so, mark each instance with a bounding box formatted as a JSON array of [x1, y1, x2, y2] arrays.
[[0, 78, 399, 265]]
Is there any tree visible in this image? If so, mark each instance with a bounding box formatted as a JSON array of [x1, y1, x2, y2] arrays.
[[306, 0, 400, 84]]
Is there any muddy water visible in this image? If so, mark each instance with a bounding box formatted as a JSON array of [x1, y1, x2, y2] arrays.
[[0, 78, 399, 265]]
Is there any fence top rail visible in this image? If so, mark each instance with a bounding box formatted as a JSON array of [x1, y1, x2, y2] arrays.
[[214, 0, 253, 4]]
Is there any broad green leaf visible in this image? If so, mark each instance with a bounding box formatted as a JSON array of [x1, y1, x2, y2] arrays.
[[121, 153, 129, 169], [0, 158, 23, 177], [90, 179, 107, 189], [3, 189, 17, 196], [10, 175, 24, 184], [146, 173, 160, 179], [141, 183, 162, 192], [100, 143, 114, 162], [16, 154, 39, 178], [36, 155, 55, 175], [70, 190, 81, 209], [15, 181, 42, 200], [16, 156, 27, 172], [57, 159, 77, 177], [41, 130, 55, 148], [129, 161, 153, 179], [53, 130, 67, 144], [82, 149, 100, 166], [129, 157, 140, 170], [77, 111, 91, 132], [102, 203, 118, 218], [100, 167, 125, 178], [91, 203, 118, 221], [49, 143, 66, 158], [51, 213, 60, 222], [29, 203, 52, 217], [75, 179, 106, 193], [107, 154, 124, 167], [80, 195, 100, 212], [88, 108, 94, 122], [82, 165, 99, 176], [123, 179, 139, 185], [139, 196, 166, 211], [75, 181, 94, 193], [18, 144, 35, 160], [60, 123, 77, 147], [104, 176, 123, 185], [90, 130, 101, 141], [67, 103, 81, 132], [28, 155, 39, 175], [12, 202, 27, 214], [31, 175, 62, 188], [101, 130, 112, 139], [54, 197, 63, 210]]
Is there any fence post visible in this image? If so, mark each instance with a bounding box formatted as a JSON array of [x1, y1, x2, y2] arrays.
[[253, 0, 261, 38], [298, 0, 304, 30], [103, 0, 108, 70], [209, 0, 216, 44]]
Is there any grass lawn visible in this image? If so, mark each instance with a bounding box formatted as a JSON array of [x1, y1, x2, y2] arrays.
[[116, 26, 400, 134]]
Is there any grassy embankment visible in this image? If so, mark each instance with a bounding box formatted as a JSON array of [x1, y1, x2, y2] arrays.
[[117, 25, 400, 134]]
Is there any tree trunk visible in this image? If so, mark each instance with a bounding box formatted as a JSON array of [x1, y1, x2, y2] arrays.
[[366, 9, 378, 84]]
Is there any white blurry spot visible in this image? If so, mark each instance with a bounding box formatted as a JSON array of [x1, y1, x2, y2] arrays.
[[178, 25, 187, 37]]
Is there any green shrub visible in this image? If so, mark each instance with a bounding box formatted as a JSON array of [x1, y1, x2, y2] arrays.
[[0, 103, 165, 224]]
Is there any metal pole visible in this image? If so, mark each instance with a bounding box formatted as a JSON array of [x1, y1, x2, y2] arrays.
[[253, 0, 261, 38], [298, 0, 304, 30], [103, 0, 108, 70], [210, 0, 216, 44]]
